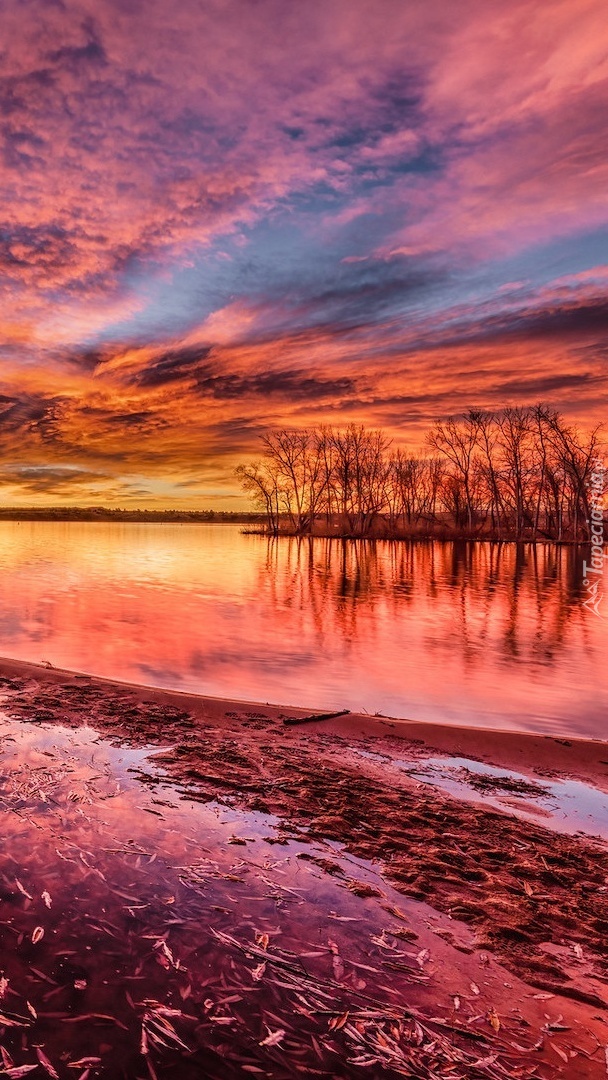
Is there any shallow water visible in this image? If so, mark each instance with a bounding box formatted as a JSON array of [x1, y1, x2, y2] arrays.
[[0, 521, 606, 737], [354, 749, 608, 842], [0, 714, 525, 1078]]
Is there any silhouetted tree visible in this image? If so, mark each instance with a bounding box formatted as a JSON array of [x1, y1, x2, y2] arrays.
[[237, 408, 604, 541]]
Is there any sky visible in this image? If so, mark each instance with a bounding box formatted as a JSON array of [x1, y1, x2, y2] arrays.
[[1, 0, 607, 508]]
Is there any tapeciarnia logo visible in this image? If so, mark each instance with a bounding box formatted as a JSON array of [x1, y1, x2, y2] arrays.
[[582, 458, 606, 617]]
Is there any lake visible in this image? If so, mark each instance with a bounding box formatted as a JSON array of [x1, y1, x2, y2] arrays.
[[0, 521, 605, 739]]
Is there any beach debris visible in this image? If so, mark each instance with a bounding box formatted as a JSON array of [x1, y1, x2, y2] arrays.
[[0, 676, 603, 1080], [381, 904, 410, 922], [0, 1011, 32, 1029], [259, 1027, 285, 1047], [328, 939, 346, 981], [0, 1066, 39, 1077], [36, 1047, 60, 1078], [328, 1011, 349, 1032], [549, 1041, 569, 1063], [283, 709, 350, 726], [140, 1002, 191, 1056], [347, 878, 383, 898], [15, 880, 32, 901], [487, 1007, 501, 1033]]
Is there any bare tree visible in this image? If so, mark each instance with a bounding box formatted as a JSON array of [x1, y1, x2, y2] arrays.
[[351, 427, 391, 535], [541, 411, 602, 540], [235, 461, 281, 535], [496, 407, 537, 540], [260, 429, 327, 534], [470, 409, 505, 539], [237, 409, 604, 542], [427, 412, 480, 531]]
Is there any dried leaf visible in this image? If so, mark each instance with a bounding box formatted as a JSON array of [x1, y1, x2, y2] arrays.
[[259, 1027, 285, 1047], [488, 1008, 500, 1033], [1, 1048, 15, 1070], [41, 891, 52, 909], [381, 904, 409, 922], [15, 880, 33, 901], [0, 1013, 30, 1029], [470, 982, 480, 995], [1, 1067, 39, 1078], [549, 1042, 569, 1063], [332, 954, 345, 981], [328, 1012, 349, 1032], [36, 1048, 60, 1079]]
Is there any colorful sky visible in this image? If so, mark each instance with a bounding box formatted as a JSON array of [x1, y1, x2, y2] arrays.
[[1, 0, 607, 507]]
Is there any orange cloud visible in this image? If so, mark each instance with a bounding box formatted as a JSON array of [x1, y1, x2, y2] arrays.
[[0, 0, 606, 505]]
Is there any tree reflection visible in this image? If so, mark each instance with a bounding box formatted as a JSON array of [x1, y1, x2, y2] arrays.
[[261, 538, 597, 670]]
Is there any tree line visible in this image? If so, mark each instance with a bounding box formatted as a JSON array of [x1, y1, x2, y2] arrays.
[[236, 405, 604, 541]]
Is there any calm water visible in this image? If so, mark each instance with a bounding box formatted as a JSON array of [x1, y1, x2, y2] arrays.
[[0, 521, 606, 738]]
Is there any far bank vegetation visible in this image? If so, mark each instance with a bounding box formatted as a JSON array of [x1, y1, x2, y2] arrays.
[[236, 405, 604, 542]]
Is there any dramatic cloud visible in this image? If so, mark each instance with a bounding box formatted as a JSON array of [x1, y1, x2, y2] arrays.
[[0, 0, 607, 505]]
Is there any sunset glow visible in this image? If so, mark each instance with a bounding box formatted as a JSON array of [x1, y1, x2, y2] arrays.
[[2, 0, 607, 507]]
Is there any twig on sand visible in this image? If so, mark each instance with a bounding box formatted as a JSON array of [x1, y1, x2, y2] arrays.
[[283, 709, 350, 726]]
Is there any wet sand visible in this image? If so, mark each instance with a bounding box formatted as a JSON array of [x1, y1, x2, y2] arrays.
[[1, 655, 608, 1078]]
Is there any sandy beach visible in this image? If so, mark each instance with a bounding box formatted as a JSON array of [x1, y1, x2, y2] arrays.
[[1, 655, 608, 1079]]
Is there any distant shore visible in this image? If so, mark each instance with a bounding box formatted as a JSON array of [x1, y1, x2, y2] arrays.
[[0, 509, 593, 543], [0, 508, 265, 523]]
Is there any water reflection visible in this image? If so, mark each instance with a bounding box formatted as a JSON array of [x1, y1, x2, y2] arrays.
[[0, 523, 605, 737], [3, 713, 571, 1079], [0, 715, 456, 1078]]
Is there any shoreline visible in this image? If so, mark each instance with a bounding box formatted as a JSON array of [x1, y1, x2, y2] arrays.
[[2, 652, 607, 789], [243, 528, 591, 546], [3, 654, 608, 1076], [0, 516, 593, 546]]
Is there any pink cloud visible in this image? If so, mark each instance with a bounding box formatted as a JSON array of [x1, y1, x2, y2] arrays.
[[1, 0, 607, 504]]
